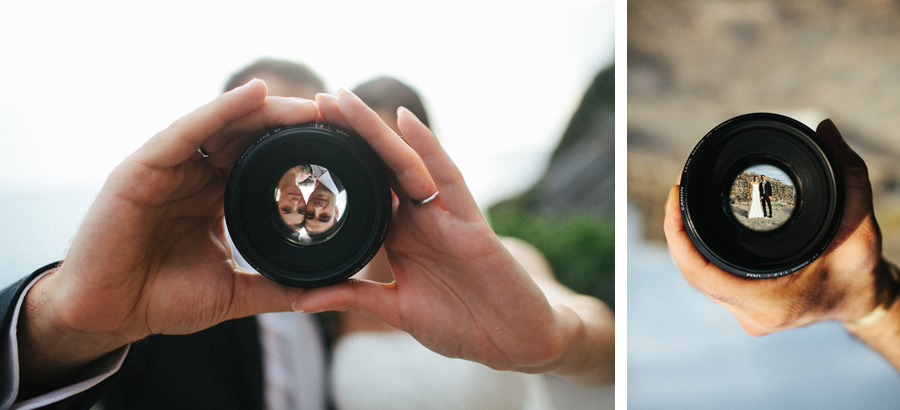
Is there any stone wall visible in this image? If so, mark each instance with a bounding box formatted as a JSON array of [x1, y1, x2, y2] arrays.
[[730, 172, 794, 207]]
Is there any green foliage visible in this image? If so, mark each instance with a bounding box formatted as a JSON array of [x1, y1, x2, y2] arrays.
[[488, 208, 615, 310]]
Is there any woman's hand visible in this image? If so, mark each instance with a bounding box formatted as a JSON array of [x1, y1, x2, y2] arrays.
[[295, 91, 612, 383]]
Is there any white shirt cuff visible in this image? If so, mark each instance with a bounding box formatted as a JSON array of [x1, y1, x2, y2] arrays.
[[2, 271, 129, 410]]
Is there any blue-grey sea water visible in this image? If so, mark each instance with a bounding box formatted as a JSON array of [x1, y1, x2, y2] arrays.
[[0, 190, 99, 288], [627, 205, 900, 409]]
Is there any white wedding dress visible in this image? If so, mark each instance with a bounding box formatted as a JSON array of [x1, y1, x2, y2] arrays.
[[748, 182, 764, 218], [330, 331, 614, 410]]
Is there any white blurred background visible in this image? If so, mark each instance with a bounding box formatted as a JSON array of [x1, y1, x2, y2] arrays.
[[0, 0, 614, 287]]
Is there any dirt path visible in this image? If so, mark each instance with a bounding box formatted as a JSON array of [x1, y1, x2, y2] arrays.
[[730, 202, 793, 231]]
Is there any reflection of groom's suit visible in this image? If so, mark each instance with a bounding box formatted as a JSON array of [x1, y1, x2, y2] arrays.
[[759, 180, 772, 217]]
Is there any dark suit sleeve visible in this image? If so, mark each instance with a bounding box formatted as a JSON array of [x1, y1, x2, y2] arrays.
[[100, 317, 265, 410], [1, 262, 126, 410]]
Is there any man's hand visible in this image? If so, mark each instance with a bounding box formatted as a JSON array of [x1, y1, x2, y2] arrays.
[[18, 79, 317, 396], [664, 119, 893, 337]]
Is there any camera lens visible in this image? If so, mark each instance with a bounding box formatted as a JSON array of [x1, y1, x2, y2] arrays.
[[679, 113, 843, 278], [727, 164, 796, 233], [225, 122, 392, 288], [272, 164, 348, 244]]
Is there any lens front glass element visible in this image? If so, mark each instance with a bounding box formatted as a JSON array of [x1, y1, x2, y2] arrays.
[[273, 164, 347, 244], [727, 164, 797, 233]]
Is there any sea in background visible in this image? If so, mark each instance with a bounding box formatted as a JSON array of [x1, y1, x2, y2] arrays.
[[0, 190, 99, 288], [627, 204, 900, 409]]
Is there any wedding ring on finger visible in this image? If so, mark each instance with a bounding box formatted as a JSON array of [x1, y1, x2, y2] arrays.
[[197, 146, 210, 158], [412, 190, 440, 205]]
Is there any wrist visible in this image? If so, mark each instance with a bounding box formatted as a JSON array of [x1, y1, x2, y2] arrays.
[[839, 259, 900, 326], [843, 268, 900, 369], [18, 269, 129, 398], [847, 260, 900, 326], [537, 298, 615, 385]]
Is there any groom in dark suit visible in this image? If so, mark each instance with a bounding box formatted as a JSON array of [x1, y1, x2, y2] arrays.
[[760, 175, 773, 218]]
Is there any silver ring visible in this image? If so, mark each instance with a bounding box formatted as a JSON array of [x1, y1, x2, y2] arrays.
[[412, 191, 439, 205], [197, 146, 210, 158]]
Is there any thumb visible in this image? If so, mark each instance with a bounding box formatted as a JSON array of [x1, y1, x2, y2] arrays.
[[816, 119, 874, 219], [292, 279, 402, 327]]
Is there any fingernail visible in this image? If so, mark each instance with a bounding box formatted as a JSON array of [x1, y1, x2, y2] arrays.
[[337, 88, 359, 100], [315, 93, 338, 103], [398, 106, 426, 128], [289, 96, 316, 105]]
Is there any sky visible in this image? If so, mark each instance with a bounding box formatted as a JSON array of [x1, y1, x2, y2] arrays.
[[745, 164, 793, 187], [0, 0, 614, 209]]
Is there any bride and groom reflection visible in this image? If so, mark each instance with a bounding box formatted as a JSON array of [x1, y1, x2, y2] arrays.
[[730, 169, 795, 232], [275, 164, 346, 242], [747, 175, 773, 219]]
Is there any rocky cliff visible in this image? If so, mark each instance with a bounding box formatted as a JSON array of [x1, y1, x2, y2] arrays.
[[489, 65, 615, 307], [493, 64, 615, 218], [628, 0, 900, 261], [731, 173, 794, 206]]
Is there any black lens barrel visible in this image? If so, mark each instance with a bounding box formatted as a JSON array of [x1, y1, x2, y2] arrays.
[[225, 122, 392, 288], [680, 113, 843, 278]]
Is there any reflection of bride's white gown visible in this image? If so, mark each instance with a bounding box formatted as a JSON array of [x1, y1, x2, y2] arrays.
[[748, 182, 764, 218]]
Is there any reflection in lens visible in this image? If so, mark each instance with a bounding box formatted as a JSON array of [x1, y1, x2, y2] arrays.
[[727, 164, 796, 232], [273, 164, 347, 244], [275, 165, 309, 231]]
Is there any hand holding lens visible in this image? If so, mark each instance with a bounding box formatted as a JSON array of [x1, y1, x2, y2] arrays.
[[679, 113, 844, 278], [225, 122, 392, 288]]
